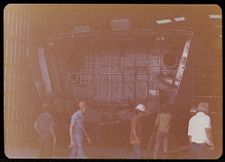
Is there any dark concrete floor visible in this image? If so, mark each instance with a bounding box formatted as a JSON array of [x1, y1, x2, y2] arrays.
[[4, 144, 189, 159]]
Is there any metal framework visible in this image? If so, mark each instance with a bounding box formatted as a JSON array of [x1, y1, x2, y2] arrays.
[[28, 29, 193, 115]]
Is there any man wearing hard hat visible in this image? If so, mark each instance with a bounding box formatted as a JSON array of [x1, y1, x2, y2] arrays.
[[188, 102, 214, 159], [130, 104, 146, 158]]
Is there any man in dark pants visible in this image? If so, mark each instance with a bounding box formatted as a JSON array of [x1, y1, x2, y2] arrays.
[[188, 102, 214, 159], [34, 103, 56, 158]]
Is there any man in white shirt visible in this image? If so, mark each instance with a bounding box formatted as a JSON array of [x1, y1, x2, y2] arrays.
[[188, 102, 214, 159]]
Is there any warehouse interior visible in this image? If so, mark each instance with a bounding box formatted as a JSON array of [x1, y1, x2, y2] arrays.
[[3, 4, 222, 159]]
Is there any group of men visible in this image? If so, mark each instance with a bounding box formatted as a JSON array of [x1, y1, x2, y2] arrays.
[[34, 101, 89, 158], [34, 100, 214, 159]]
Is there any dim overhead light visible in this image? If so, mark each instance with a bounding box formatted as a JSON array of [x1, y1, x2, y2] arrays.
[[111, 19, 130, 30], [174, 17, 185, 22], [73, 26, 90, 33], [156, 19, 172, 24], [209, 15, 222, 19]]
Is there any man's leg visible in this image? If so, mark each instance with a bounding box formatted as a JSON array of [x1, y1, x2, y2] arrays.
[[45, 135, 54, 158], [131, 144, 139, 159], [153, 132, 162, 159], [74, 135, 86, 158], [162, 134, 169, 159], [136, 144, 141, 158], [196, 144, 209, 159], [204, 145, 213, 159], [189, 143, 201, 159], [76, 141, 86, 158], [69, 145, 77, 158], [68, 139, 77, 158], [38, 136, 45, 158]]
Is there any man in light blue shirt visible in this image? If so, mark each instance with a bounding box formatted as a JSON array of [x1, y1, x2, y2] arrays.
[[68, 101, 91, 158]]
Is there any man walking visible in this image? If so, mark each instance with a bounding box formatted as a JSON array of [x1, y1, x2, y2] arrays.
[[68, 101, 91, 158], [130, 104, 146, 159], [34, 102, 56, 158], [188, 102, 214, 159]]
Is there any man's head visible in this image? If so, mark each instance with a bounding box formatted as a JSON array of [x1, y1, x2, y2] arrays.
[[197, 102, 209, 114], [78, 101, 86, 114], [79, 101, 85, 108]]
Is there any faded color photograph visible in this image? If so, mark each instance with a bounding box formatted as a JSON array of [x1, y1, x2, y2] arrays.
[[4, 4, 222, 159]]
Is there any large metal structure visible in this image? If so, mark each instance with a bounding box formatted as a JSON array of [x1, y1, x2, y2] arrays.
[[28, 28, 193, 121]]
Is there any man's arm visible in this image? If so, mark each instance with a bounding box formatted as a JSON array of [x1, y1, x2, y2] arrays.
[[82, 126, 88, 138], [204, 116, 214, 149], [82, 126, 91, 144], [34, 121, 40, 135], [188, 135, 192, 144], [131, 118, 139, 142], [155, 115, 159, 126], [188, 119, 193, 144], [205, 127, 214, 149], [69, 123, 74, 148], [132, 127, 139, 141], [50, 128, 56, 145], [80, 119, 91, 144], [50, 124, 56, 145]]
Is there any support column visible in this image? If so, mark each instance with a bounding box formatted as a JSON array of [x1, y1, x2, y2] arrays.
[[37, 47, 52, 96]]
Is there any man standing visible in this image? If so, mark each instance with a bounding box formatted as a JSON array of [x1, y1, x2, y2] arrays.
[[188, 102, 214, 159], [130, 104, 146, 159], [68, 101, 91, 158], [34, 102, 56, 158], [152, 104, 172, 159]]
